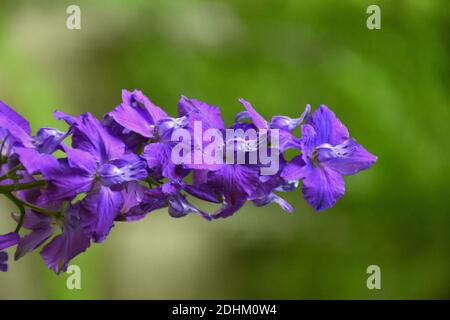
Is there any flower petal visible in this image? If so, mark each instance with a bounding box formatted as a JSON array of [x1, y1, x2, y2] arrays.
[[307, 105, 349, 146], [12, 210, 52, 230], [141, 142, 178, 181], [300, 124, 317, 161], [15, 147, 60, 176], [0, 251, 8, 272], [278, 130, 302, 153], [83, 186, 123, 243], [100, 154, 147, 187], [213, 196, 246, 219], [238, 98, 268, 129], [119, 181, 145, 214], [33, 127, 67, 154], [317, 138, 377, 176], [209, 164, 260, 218], [168, 193, 211, 221], [0, 101, 31, 135], [15, 226, 54, 260], [109, 95, 156, 138], [40, 226, 90, 274], [178, 96, 225, 130], [128, 89, 167, 123], [281, 155, 306, 180], [0, 232, 20, 251], [63, 146, 98, 174], [270, 104, 311, 131], [302, 166, 345, 211], [252, 192, 293, 213], [42, 161, 94, 201], [55, 111, 125, 163], [184, 184, 221, 203]]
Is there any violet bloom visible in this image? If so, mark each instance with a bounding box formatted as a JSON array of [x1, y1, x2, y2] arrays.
[[0, 251, 8, 272], [106, 89, 167, 139], [0, 100, 68, 179], [0, 232, 20, 272], [176, 98, 263, 218], [0, 101, 31, 143], [13, 204, 91, 274], [173, 95, 225, 171], [248, 155, 294, 213], [172, 98, 293, 218], [0, 232, 19, 272], [44, 112, 147, 242], [236, 98, 310, 152], [0, 232, 20, 251], [15, 127, 69, 176], [0, 101, 32, 160], [121, 182, 212, 221], [282, 105, 377, 211], [206, 164, 261, 218]]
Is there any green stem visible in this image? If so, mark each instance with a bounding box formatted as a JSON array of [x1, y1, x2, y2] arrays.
[[0, 134, 10, 169], [0, 180, 46, 193], [5, 193, 26, 233], [0, 164, 24, 181], [6, 192, 59, 217]]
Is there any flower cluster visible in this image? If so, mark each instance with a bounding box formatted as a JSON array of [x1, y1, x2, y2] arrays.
[[0, 90, 376, 273]]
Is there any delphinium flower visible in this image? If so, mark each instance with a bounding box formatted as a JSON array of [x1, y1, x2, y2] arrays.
[[13, 204, 91, 273], [281, 105, 377, 210], [0, 251, 8, 272], [44, 111, 148, 242], [0, 90, 377, 274], [236, 98, 310, 152], [104, 89, 168, 152], [0, 232, 20, 272], [0, 232, 20, 252]]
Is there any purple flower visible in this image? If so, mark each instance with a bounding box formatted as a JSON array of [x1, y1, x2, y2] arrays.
[[44, 112, 147, 242], [0, 251, 9, 272], [14, 205, 91, 274], [248, 156, 294, 213], [117, 186, 168, 221], [107, 89, 167, 139], [0, 231, 19, 271], [0, 89, 379, 274], [0, 232, 20, 251], [32, 127, 68, 154], [282, 105, 377, 211], [141, 142, 184, 182], [175, 96, 226, 171], [178, 96, 225, 132], [0, 101, 68, 178], [270, 105, 310, 131], [236, 98, 309, 152], [0, 101, 32, 152], [207, 164, 261, 218], [119, 182, 212, 221]]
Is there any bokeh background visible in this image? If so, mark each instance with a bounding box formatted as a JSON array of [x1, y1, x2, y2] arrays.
[[0, 0, 449, 299]]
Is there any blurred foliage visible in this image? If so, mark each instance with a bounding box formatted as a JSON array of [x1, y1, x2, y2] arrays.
[[0, 0, 449, 299]]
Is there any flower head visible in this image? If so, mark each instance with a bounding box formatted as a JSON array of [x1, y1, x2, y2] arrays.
[[282, 105, 377, 210], [0, 91, 377, 274]]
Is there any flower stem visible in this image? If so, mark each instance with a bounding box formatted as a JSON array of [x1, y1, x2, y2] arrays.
[[0, 180, 47, 193], [0, 164, 24, 181], [6, 192, 59, 218], [4, 193, 26, 233]]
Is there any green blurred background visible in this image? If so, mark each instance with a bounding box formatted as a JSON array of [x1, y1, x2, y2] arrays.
[[0, 0, 449, 299]]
